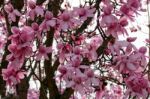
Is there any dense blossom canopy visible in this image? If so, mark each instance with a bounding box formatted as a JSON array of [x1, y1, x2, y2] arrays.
[[0, 0, 150, 99]]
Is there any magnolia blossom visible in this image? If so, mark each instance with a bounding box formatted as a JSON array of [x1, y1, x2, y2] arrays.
[[119, 5, 134, 20], [108, 40, 137, 56], [4, 4, 21, 22], [28, 1, 44, 20], [125, 73, 150, 98], [74, 6, 95, 21], [2, 66, 26, 86], [8, 43, 32, 59], [10, 26, 34, 44], [127, 0, 141, 12], [83, 45, 98, 62], [57, 43, 72, 63], [31, 22, 42, 40], [82, 36, 102, 62], [118, 0, 141, 21], [0, 0, 150, 98], [84, 69, 99, 87], [108, 39, 147, 73], [36, 45, 52, 60], [58, 65, 70, 79], [67, 74, 87, 94], [114, 52, 145, 73], [101, 15, 128, 37], [40, 11, 56, 31], [58, 11, 80, 30]]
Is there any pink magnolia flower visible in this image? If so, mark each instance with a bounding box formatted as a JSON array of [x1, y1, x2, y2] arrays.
[[66, 55, 88, 72], [82, 36, 102, 62], [32, 22, 39, 32], [8, 43, 33, 59], [139, 46, 147, 54], [40, 11, 56, 31], [100, 14, 118, 28], [31, 22, 42, 41], [73, 46, 83, 55], [57, 43, 72, 63], [108, 40, 147, 73], [6, 54, 24, 69], [20, 26, 35, 42], [44, 11, 56, 27], [67, 74, 87, 94], [36, 45, 52, 60], [57, 65, 73, 81], [125, 73, 150, 98], [58, 11, 80, 30], [74, 6, 95, 21], [84, 69, 99, 87], [127, 37, 137, 42], [10, 26, 34, 44], [83, 44, 98, 62], [114, 54, 138, 73], [2, 66, 26, 86], [136, 46, 147, 66], [70, 55, 82, 67], [100, 14, 128, 37], [4, 3, 21, 22], [119, 5, 135, 20], [104, 16, 128, 38], [100, 3, 116, 28], [58, 65, 68, 76], [9, 26, 21, 44], [127, 0, 141, 12], [113, 46, 147, 73], [102, 0, 111, 5], [119, 16, 128, 26], [102, 3, 113, 15], [28, 1, 44, 20], [108, 40, 122, 56], [108, 40, 137, 55], [90, 35, 102, 49]]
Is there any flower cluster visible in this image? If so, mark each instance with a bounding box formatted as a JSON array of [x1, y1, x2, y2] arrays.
[[0, 0, 150, 98]]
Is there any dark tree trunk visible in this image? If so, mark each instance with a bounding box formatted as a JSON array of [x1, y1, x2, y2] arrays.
[[15, 77, 29, 99]]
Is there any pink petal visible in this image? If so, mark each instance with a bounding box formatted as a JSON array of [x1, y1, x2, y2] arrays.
[[125, 44, 132, 53], [17, 72, 25, 79], [46, 20, 56, 27], [127, 37, 137, 42], [29, 10, 36, 20], [13, 10, 21, 16], [11, 26, 20, 34], [139, 46, 147, 54], [127, 62, 136, 71], [90, 51, 97, 61], [9, 13, 16, 22], [35, 6, 44, 16]]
